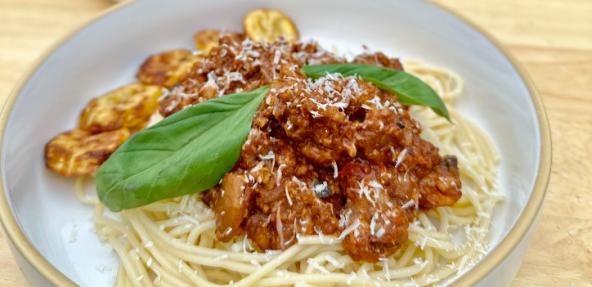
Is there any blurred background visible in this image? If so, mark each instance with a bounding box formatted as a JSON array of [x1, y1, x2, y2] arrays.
[[0, 0, 590, 286]]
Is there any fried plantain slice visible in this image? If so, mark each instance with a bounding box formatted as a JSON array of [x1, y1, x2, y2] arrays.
[[243, 9, 299, 43], [45, 128, 130, 177], [193, 30, 220, 53], [137, 49, 201, 88], [79, 84, 162, 133]]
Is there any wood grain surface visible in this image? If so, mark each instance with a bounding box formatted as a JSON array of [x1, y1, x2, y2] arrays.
[[0, 0, 591, 286]]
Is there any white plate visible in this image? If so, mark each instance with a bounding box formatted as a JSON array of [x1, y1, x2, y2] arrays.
[[0, 0, 551, 286]]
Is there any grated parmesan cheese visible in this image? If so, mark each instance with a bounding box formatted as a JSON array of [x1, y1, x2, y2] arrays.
[[395, 148, 408, 168], [95, 264, 111, 273], [284, 186, 293, 206], [276, 164, 286, 186], [273, 49, 282, 66], [276, 206, 285, 248], [338, 219, 361, 240], [366, 96, 384, 109], [259, 151, 276, 170], [356, 181, 376, 206], [401, 200, 415, 209], [310, 110, 322, 118], [331, 161, 339, 178], [68, 224, 78, 243], [370, 212, 379, 236], [225, 71, 245, 83], [368, 180, 383, 190], [376, 227, 386, 238]]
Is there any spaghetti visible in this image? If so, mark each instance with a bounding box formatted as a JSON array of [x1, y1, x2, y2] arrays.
[[77, 59, 501, 287]]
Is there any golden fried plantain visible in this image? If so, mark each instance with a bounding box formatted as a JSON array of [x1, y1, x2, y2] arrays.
[[45, 128, 130, 177], [79, 84, 162, 133], [243, 9, 299, 43], [137, 49, 201, 88], [193, 30, 220, 53]]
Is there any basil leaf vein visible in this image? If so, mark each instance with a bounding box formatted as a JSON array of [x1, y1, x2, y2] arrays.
[[302, 64, 450, 120], [96, 86, 269, 211]]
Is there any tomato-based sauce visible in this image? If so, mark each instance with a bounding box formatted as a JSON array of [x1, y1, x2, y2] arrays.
[[164, 34, 461, 262]]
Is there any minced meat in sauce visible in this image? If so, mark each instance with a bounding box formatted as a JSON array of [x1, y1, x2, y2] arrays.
[[161, 34, 462, 262]]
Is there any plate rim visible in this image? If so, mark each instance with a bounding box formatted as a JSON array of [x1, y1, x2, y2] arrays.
[[0, 0, 552, 286]]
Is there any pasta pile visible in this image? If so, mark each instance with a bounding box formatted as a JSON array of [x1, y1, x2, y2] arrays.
[[76, 59, 502, 287]]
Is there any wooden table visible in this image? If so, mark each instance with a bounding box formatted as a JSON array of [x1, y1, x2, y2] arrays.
[[0, 0, 590, 286]]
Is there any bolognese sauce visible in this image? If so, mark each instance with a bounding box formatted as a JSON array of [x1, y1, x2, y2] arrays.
[[161, 33, 462, 262]]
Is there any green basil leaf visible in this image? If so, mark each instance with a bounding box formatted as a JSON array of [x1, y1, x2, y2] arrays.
[[96, 86, 269, 211], [302, 64, 450, 120]]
